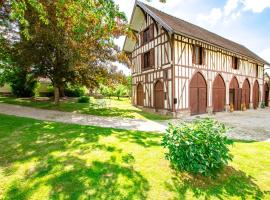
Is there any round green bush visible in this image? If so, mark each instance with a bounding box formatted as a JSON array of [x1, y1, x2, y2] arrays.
[[162, 118, 233, 176], [65, 85, 87, 97], [78, 96, 90, 103]]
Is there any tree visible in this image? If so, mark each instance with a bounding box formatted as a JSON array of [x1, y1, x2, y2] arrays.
[[114, 84, 127, 100], [1, 0, 127, 103]]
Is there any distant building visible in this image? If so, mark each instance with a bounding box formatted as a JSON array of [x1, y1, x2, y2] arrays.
[[123, 1, 269, 116]]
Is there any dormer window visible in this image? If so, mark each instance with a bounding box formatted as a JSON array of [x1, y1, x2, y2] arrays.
[[232, 56, 238, 69], [256, 64, 259, 78], [141, 24, 154, 45], [192, 45, 204, 65], [143, 28, 150, 44]]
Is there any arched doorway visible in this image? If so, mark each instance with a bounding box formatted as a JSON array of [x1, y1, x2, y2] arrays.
[[242, 79, 250, 109], [189, 72, 207, 115], [137, 83, 144, 106], [154, 80, 164, 110], [253, 80, 259, 109], [264, 83, 269, 107], [229, 77, 241, 110], [212, 74, 226, 112]]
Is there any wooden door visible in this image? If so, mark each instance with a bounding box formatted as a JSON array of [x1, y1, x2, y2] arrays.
[[253, 80, 259, 109], [212, 75, 226, 112], [154, 81, 164, 110], [137, 83, 144, 106], [242, 79, 250, 109], [189, 72, 207, 115], [229, 77, 240, 110], [264, 83, 269, 107]]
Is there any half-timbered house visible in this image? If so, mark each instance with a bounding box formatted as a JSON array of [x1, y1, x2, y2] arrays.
[[123, 1, 270, 116], [264, 73, 270, 107]]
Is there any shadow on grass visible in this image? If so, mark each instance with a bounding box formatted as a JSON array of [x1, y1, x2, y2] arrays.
[[0, 115, 159, 199], [166, 166, 269, 200], [5, 156, 149, 200]]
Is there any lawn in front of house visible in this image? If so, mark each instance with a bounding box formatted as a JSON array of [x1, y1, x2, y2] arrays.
[[0, 114, 269, 200], [0, 95, 171, 120]]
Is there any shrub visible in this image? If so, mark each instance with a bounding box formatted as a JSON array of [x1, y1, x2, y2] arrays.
[[162, 118, 233, 176], [114, 84, 128, 100], [64, 84, 87, 97], [99, 85, 114, 98], [9, 69, 37, 97], [78, 96, 90, 103]]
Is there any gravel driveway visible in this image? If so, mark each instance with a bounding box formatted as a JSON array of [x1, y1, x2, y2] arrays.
[[0, 103, 269, 141]]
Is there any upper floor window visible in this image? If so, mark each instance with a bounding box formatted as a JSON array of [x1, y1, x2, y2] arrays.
[[232, 56, 239, 69], [143, 28, 150, 44], [256, 64, 259, 78], [192, 45, 204, 65], [141, 48, 155, 70], [144, 51, 150, 69], [141, 24, 154, 45]]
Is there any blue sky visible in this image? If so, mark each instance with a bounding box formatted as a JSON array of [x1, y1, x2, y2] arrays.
[[114, 0, 270, 74]]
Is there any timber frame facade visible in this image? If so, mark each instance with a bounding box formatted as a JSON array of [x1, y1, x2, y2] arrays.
[[123, 1, 270, 116]]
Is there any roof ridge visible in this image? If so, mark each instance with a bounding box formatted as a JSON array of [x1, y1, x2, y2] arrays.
[[140, 2, 244, 49], [137, 1, 269, 65]]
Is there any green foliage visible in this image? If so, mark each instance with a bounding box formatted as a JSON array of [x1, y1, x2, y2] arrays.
[[162, 118, 233, 176], [0, 114, 269, 200], [7, 68, 37, 97], [99, 85, 114, 98], [78, 96, 90, 103], [64, 85, 87, 97], [1, 0, 128, 103], [114, 84, 128, 99], [260, 102, 265, 109]]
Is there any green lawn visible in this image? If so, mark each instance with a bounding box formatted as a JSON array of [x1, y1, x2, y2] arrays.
[[0, 114, 269, 200], [0, 96, 171, 120]]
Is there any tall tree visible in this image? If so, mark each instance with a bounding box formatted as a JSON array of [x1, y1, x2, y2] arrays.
[[1, 0, 127, 103]]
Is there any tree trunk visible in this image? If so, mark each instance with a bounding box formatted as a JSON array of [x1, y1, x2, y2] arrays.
[[54, 86, 60, 104], [59, 85, 65, 97]]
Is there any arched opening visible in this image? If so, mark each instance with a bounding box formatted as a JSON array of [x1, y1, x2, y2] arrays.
[[137, 83, 144, 106], [264, 83, 269, 107], [229, 77, 241, 110], [253, 80, 259, 109], [242, 79, 250, 109], [154, 80, 164, 110], [212, 74, 226, 112], [189, 72, 207, 115]]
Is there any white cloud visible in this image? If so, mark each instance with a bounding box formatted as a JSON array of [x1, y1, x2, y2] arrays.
[[224, 0, 240, 16], [197, 8, 223, 26], [243, 0, 270, 13], [197, 0, 270, 26]]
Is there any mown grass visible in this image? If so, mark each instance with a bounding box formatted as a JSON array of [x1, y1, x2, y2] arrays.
[[0, 114, 269, 199], [0, 96, 171, 120]]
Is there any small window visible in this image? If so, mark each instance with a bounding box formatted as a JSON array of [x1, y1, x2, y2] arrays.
[[144, 51, 150, 69], [164, 70, 168, 79], [143, 28, 150, 44], [232, 56, 238, 69], [193, 46, 203, 65], [256, 64, 259, 78]]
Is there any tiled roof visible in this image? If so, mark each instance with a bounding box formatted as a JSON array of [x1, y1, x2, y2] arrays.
[[138, 1, 268, 65]]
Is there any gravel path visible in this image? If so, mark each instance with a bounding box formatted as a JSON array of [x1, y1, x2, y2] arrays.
[[0, 103, 168, 132], [0, 103, 269, 142]]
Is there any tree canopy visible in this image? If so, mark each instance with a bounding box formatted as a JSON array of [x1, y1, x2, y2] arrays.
[[1, 0, 128, 102]]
